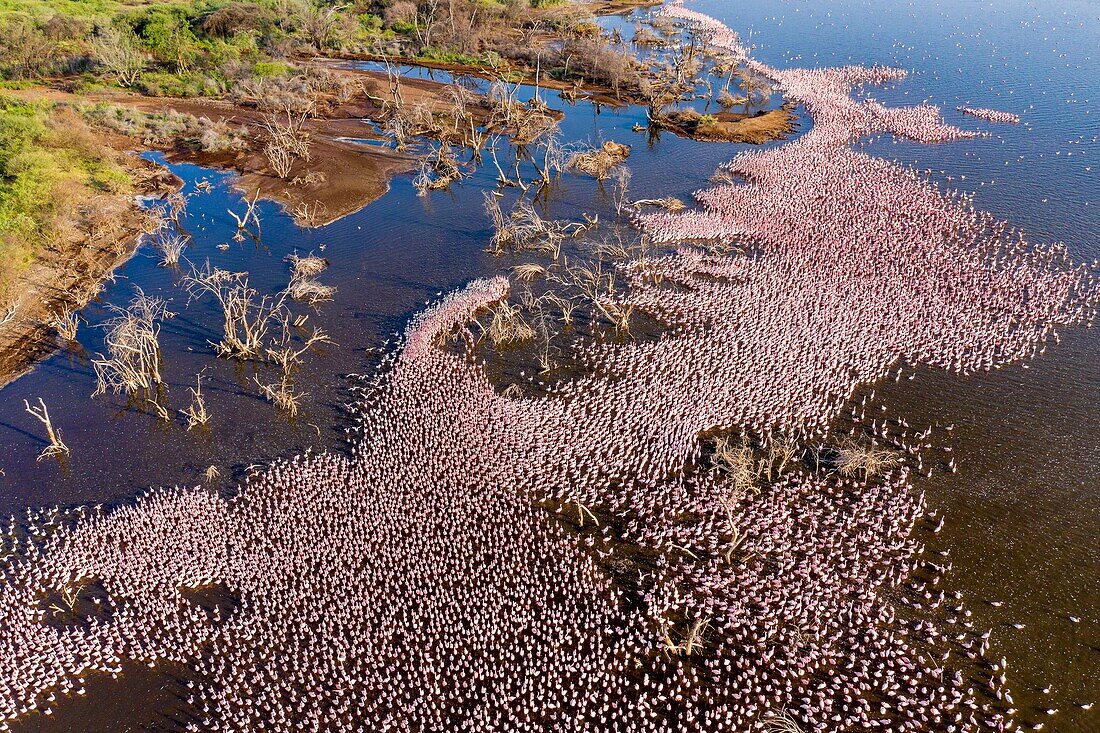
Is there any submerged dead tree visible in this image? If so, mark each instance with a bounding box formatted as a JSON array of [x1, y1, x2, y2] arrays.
[[184, 263, 290, 361], [91, 290, 172, 417], [23, 398, 69, 462]]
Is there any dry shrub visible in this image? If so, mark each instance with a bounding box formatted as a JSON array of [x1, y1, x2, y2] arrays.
[[717, 90, 748, 108], [568, 141, 630, 180], [712, 434, 758, 499], [835, 439, 901, 480], [632, 25, 665, 47], [92, 290, 171, 399], [484, 300, 535, 346], [51, 310, 79, 342], [254, 326, 331, 417], [261, 109, 311, 179], [413, 144, 465, 195], [764, 710, 806, 733], [184, 263, 288, 360], [181, 374, 211, 430]]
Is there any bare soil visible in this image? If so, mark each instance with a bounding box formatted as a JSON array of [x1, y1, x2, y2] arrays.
[[662, 106, 799, 144]]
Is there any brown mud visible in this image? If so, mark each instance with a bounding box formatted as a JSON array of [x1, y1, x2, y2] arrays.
[[660, 106, 799, 144]]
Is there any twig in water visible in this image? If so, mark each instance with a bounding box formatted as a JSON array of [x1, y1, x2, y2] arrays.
[[181, 374, 211, 430], [23, 398, 69, 461]]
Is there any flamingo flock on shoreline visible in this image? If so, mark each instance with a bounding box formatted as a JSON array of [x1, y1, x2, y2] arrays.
[[0, 2, 1094, 732]]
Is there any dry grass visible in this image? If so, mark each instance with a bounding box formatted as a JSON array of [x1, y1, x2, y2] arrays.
[[286, 253, 334, 305], [413, 144, 466, 194], [286, 253, 329, 279], [287, 277, 336, 305], [512, 263, 547, 282], [633, 196, 686, 212], [835, 439, 901, 480], [485, 195, 588, 258], [568, 141, 630, 180]]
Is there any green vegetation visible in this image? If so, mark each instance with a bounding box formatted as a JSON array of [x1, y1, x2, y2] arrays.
[[0, 0, 660, 294], [0, 96, 133, 292], [0, 1, 640, 97]]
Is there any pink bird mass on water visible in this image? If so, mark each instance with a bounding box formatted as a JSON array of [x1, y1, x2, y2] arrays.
[[0, 2, 1093, 732]]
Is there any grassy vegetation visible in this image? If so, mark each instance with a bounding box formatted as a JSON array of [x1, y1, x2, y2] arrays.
[[0, 1, 645, 98], [0, 0, 137, 18], [0, 96, 133, 294]]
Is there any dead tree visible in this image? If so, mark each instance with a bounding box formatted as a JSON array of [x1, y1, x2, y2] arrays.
[[24, 398, 69, 461], [227, 189, 262, 242], [184, 263, 290, 361], [92, 290, 172, 416]]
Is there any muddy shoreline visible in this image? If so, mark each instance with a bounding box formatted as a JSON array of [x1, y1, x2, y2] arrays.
[[0, 154, 181, 390]]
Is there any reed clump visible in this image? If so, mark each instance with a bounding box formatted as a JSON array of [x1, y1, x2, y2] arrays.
[[153, 229, 188, 267]]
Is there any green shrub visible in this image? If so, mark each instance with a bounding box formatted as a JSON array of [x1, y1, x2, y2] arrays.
[[417, 47, 481, 66], [0, 97, 133, 292], [253, 60, 292, 79], [135, 69, 218, 97]]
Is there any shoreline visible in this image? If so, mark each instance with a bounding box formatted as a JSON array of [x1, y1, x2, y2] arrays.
[[0, 153, 181, 390]]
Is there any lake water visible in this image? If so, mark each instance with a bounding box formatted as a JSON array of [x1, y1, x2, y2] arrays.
[[1, 0, 1096, 730]]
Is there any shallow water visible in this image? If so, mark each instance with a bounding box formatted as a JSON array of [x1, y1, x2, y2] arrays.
[[0, 0, 1097, 730]]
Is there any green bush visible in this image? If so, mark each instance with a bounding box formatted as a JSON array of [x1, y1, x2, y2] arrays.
[[417, 47, 482, 66], [135, 69, 219, 97], [253, 60, 292, 79], [0, 97, 132, 292]]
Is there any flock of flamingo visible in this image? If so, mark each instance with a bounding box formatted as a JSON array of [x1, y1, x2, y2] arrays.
[[958, 107, 1022, 125], [0, 2, 1095, 731]]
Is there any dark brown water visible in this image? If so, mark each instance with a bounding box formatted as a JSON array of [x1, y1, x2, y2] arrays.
[[1, 0, 1097, 730]]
